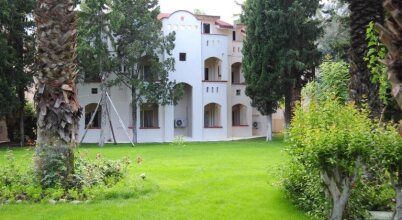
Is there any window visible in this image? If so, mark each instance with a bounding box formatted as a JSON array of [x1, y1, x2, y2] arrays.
[[236, 89, 241, 96], [206, 87, 209, 93], [179, 53, 186, 61], [204, 103, 221, 127], [85, 103, 101, 129], [204, 68, 209, 81], [212, 87, 214, 93], [91, 88, 98, 94], [232, 104, 247, 126], [216, 87, 219, 93], [140, 104, 159, 128], [143, 65, 152, 81], [232, 31, 236, 41], [203, 23, 210, 34]]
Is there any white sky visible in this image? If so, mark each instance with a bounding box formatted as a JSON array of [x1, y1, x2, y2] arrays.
[[158, 0, 244, 24]]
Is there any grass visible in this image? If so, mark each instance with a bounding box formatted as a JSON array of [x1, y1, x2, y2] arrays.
[[0, 137, 311, 220]]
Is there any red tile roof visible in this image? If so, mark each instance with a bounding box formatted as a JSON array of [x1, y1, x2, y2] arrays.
[[158, 13, 170, 20], [215, 19, 233, 29]]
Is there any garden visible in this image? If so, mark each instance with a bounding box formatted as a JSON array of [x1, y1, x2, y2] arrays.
[[0, 138, 311, 220], [1, 0, 402, 219]]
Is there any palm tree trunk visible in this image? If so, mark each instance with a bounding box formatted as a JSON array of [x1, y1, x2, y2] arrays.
[[375, 0, 402, 111], [348, 0, 384, 118], [34, 0, 81, 188]]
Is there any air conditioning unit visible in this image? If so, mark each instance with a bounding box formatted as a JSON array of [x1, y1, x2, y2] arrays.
[[174, 119, 187, 128], [252, 122, 259, 129]]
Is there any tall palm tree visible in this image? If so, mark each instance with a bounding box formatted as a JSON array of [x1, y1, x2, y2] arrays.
[[376, 0, 402, 111], [34, 0, 81, 188], [348, 0, 384, 118]]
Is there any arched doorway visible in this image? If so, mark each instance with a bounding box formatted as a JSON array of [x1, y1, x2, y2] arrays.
[[174, 83, 193, 137], [204, 57, 222, 81], [231, 62, 244, 84]]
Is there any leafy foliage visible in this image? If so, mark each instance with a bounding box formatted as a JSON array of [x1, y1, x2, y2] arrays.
[[365, 21, 389, 105], [302, 57, 350, 103]]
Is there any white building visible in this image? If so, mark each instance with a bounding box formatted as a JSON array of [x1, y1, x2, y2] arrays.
[[77, 10, 283, 143]]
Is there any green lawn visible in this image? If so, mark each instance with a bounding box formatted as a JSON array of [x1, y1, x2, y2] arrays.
[[0, 137, 311, 220]]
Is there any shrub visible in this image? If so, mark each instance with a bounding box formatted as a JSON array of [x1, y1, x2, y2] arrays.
[[285, 98, 396, 219], [287, 99, 373, 219], [0, 150, 137, 204]]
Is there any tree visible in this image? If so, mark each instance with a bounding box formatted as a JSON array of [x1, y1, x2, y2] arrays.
[[109, 0, 179, 143], [347, 0, 384, 117], [0, 0, 35, 146], [77, 0, 117, 146], [242, 0, 322, 129], [375, 0, 402, 111], [34, 0, 81, 188], [317, 0, 350, 61], [288, 99, 373, 220]]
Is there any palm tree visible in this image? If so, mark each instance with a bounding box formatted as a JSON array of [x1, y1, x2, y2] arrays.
[[348, 0, 384, 117], [34, 0, 81, 188], [375, 0, 402, 111]]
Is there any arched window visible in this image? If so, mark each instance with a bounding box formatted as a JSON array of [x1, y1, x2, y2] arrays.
[[85, 103, 102, 129], [232, 104, 247, 126], [204, 103, 222, 127]]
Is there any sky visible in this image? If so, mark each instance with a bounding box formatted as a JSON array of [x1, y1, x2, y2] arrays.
[[158, 0, 244, 24]]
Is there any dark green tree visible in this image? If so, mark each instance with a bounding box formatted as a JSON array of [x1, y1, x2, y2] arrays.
[[0, 0, 35, 146], [242, 0, 321, 128], [109, 0, 179, 143]]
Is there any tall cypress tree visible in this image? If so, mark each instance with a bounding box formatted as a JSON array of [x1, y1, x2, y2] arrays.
[[242, 0, 321, 128]]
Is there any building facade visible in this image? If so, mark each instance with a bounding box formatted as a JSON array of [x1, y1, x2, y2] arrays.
[[77, 10, 283, 143]]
